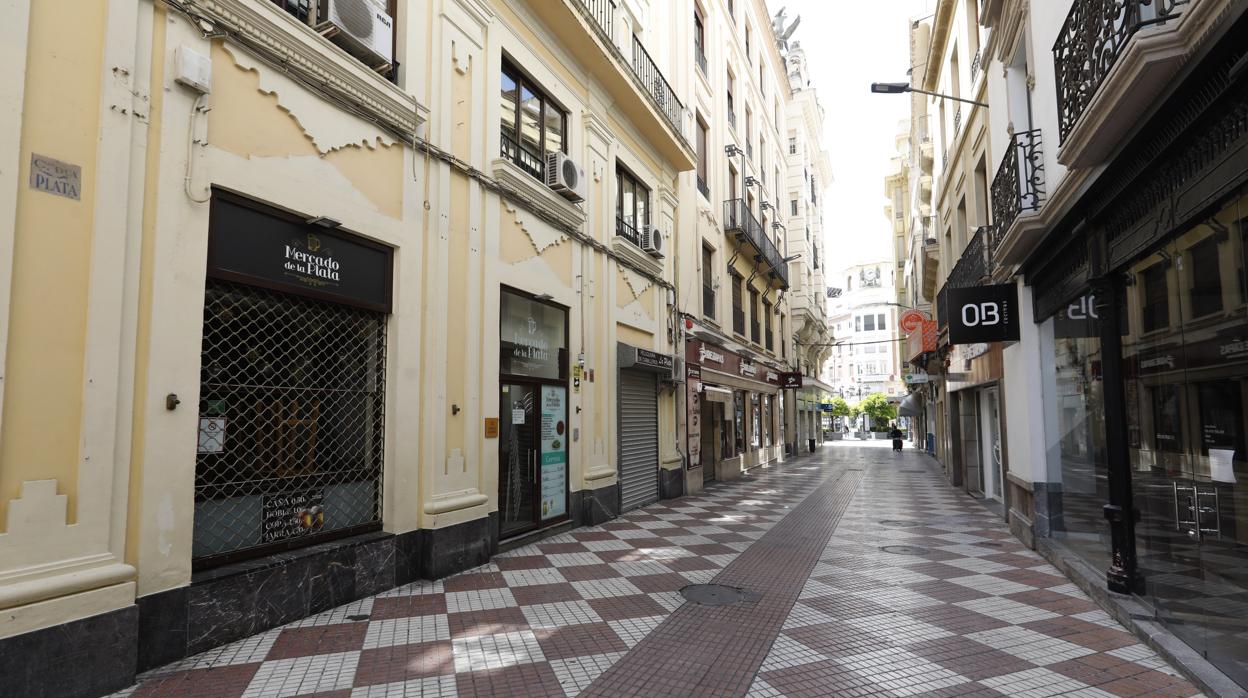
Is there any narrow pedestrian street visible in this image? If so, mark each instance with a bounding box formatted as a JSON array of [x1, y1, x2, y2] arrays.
[[112, 443, 1201, 698]]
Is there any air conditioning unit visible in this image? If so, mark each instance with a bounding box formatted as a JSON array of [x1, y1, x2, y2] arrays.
[[320, 0, 394, 71], [641, 226, 665, 258], [545, 151, 586, 203]]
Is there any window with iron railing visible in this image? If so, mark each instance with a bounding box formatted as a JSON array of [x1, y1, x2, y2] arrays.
[[501, 61, 566, 181], [616, 164, 650, 247]]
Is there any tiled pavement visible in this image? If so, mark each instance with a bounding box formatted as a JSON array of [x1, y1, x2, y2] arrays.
[[112, 443, 1204, 697]]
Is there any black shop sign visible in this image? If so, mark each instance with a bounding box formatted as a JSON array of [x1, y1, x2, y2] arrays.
[[779, 372, 803, 389], [948, 284, 1020, 344], [207, 195, 393, 312]]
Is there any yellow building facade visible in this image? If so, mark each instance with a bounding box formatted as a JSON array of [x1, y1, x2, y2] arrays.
[[0, 0, 696, 694]]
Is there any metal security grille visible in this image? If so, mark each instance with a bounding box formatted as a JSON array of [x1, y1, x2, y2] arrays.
[[619, 370, 659, 512], [193, 280, 387, 566]]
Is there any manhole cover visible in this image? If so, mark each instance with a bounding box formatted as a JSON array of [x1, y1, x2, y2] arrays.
[[680, 584, 762, 606], [879, 519, 920, 527], [880, 545, 931, 556]]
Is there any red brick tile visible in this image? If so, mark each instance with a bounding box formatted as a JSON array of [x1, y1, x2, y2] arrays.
[[353, 641, 455, 685], [586, 594, 668, 621], [663, 556, 721, 572], [510, 582, 582, 606], [265, 623, 367, 660], [536, 542, 589, 554], [557, 564, 622, 582], [443, 572, 507, 592], [455, 662, 564, 698], [494, 555, 554, 571], [370, 594, 448, 620], [447, 607, 530, 637], [629, 572, 691, 594], [533, 622, 628, 660], [131, 664, 260, 698]]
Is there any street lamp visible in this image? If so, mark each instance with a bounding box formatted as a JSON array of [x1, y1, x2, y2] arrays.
[[870, 81, 988, 109]]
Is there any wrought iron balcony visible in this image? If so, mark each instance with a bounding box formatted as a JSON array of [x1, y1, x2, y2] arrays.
[[936, 226, 992, 329], [953, 107, 962, 135], [695, 45, 708, 76], [570, 0, 688, 144], [631, 35, 685, 136], [970, 48, 981, 83], [722, 199, 790, 289], [703, 285, 716, 318], [1053, 0, 1188, 143], [615, 215, 642, 247], [697, 175, 710, 199], [989, 129, 1045, 253]]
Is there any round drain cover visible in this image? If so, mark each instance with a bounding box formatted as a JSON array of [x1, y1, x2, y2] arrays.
[[879, 519, 920, 527], [880, 545, 931, 556], [680, 584, 762, 606]]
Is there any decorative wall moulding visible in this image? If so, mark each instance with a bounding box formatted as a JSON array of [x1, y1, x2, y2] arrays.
[[183, 0, 428, 140]]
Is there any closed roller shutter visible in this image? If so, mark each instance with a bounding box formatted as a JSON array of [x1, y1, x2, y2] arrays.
[[619, 370, 659, 512]]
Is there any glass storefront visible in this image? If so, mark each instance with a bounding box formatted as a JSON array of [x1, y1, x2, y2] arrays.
[[1048, 304, 1112, 571], [1120, 190, 1248, 684]]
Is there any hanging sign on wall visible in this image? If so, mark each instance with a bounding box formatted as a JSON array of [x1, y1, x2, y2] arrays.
[[947, 284, 1021, 344]]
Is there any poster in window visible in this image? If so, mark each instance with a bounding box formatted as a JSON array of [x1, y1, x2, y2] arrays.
[[540, 386, 567, 520], [262, 489, 325, 543], [500, 292, 567, 380]]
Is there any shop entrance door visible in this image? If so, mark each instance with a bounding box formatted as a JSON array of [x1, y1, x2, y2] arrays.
[[700, 401, 717, 482], [500, 382, 569, 538], [982, 388, 1004, 501]]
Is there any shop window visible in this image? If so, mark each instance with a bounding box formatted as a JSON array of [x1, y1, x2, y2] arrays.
[[615, 164, 650, 247], [751, 393, 761, 447], [1141, 262, 1170, 332], [500, 61, 566, 181], [734, 390, 746, 454], [1188, 236, 1223, 318], [194, 281, 387, 565]]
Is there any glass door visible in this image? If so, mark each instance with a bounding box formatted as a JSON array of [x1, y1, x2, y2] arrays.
[[983, 387, 1004, 501], [1125, 236, 1209, 662], [500, 383, 539, 538]]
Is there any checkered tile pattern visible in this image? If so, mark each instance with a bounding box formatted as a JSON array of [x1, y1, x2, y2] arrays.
[[748, 442, 1204, 698], [110, 442, 1203, 697], [111, 459, 827, 697]]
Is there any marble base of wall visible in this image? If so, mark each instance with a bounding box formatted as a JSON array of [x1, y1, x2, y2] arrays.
[[659, 467, 684, 500], [0, 604, 137, 698], [573, 483, 620, 526]]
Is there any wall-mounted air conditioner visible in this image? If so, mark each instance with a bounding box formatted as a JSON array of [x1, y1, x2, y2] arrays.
[[642, 226, 665, 258], [545, 151, 586, 203], [321, 0, 394, 71]]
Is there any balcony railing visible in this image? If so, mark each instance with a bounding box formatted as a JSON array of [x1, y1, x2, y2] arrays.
[[703, 285, 716, 318], [1053, 0, 1188, 143], [577, 0, 614, 36], [500, 130, 543, 180], [571, 0, 687, 142], [615, 215, 642, 247], [631, 35, 685, 136], [936, 226, 992, 329], [695, 46, 708, 76], [733, 307, 746, 335], [989, 129, 1045, 253], [953, 107, 962, 135], [727, 107, 737, 129], [697, 175, 710, 199], [723, 199, 790, 288]]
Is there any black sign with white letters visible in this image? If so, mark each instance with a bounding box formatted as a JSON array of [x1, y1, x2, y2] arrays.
[[948, 284, 1020, 344]]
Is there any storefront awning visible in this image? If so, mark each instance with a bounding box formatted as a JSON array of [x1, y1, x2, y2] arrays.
[[897, 393, 921, 417], [701, 385, 734, 403]]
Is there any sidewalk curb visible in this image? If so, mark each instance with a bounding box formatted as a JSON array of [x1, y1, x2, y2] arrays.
[[1034, 537, 1245, 698]]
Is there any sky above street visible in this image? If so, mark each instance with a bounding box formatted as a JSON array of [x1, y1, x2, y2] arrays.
[[769, 0, 932, 273]]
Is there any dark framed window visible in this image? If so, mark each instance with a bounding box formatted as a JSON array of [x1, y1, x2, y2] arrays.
[[863, 314, 875, 331], [696, 115, 710, 198], [726, 71, 736, 126], [694, 7, 707, 73], [1189, 236, 1223, 318], [702, 245, 715, 319], [1141, 262, 1170, 333], [732, 273, 745, 335], [877, 313, 886, 330], [616, 164, 650, 247], [500, 60, 566, 181], [790, 199, 798, 216], [749, 288, 761, 343], [763, 300, 773, 350], [789, 136, 797, 155]]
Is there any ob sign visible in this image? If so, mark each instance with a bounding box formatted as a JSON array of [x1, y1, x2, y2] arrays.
[[947, 284, 1020, 344]]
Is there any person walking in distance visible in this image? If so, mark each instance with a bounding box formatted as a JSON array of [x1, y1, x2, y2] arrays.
[[889, 423, 903, 453]]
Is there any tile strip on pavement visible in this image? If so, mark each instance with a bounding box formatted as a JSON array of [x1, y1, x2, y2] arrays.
[[582, 464, 862, 698]]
